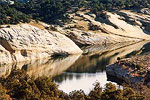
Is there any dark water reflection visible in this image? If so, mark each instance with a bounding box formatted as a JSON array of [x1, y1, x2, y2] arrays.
[[0, 41, 150, 94]]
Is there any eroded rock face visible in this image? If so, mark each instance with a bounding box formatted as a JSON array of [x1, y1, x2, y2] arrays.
[[0, 24, 82, 64], [57, 9, 150, 46]]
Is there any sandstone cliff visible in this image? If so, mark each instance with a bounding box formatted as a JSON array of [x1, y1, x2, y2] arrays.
[[0, 9, 150, 64], [56, 9, 150, 46], [0, 24, 82, 64]]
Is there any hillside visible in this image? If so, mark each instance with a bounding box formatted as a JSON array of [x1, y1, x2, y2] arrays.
[[1, 0, 150, 25], [55, 9, 150, 46], [0, 0, 150, 64]]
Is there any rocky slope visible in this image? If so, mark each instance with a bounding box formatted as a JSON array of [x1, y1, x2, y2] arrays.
[[56, 9, 150, 46], [0, 9, 150, 64], [0, 24, 82, 64]]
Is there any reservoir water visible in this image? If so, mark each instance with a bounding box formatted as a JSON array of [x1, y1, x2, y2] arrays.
[[0, 41, 150, 94]]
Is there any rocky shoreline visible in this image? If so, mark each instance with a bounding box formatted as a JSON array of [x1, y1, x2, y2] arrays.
[[106, 53, 150, 86]]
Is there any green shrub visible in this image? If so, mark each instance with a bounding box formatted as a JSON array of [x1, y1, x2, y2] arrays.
[[0, 84, 11, 100], [0, 69, 146, 100]]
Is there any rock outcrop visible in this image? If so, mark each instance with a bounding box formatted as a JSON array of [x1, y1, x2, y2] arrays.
[[106, 63, 145, 84], [1, 9, 150, 64], [106, 54, 150, 85], [56, 9, 150, 46], [0, 24, 82, 64]]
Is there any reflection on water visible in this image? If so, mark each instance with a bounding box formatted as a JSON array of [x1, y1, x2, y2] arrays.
[[0, 55, 81, 78], [53, 41, 150, 94], [0, 41, 150, 94], [54, 72, 107, 94]]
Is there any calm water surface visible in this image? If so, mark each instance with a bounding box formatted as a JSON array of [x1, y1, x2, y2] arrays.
[[0, 41, 150, 94], [53, 41, 150, 94]]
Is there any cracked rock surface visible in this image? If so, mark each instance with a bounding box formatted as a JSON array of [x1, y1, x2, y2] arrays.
[[0, 24, 82, 64]]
